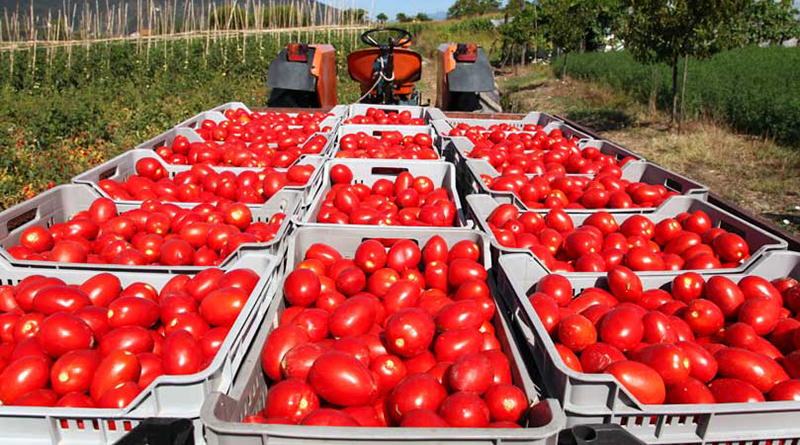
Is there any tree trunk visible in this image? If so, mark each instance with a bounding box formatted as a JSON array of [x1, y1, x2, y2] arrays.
[[649, 67, 659, 115], [521, 44, 526, 66], [679, 53, 689, 134], [671, 53, 679, 125], [561, 51, 568, 78]]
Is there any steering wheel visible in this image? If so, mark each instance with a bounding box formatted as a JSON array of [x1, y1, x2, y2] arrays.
[[360, 28, 412, 48]]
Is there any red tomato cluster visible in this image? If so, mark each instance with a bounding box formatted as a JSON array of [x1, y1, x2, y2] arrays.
[[461, 128, 637, 175], [250, 236, 532, 428], [530, 266, 800, 404], [480, 166, 679, 210], [336, 131, 438, 160], [448, 122, 541, 137], [97, 159, 315, 204], [154, 133, 329, 168], [0, 267, 259, 408], [316, 165, 458, 227], [194, 108, 333, 142], [9, 197, 284, 266], [486, 205, 751, 272], [344, 108, 426, 125]]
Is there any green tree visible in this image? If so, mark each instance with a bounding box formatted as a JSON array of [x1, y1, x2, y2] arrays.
[[723, 0, 800, 46], [342, 8, 368, 24], [446, 0, 501, 19], [621, 0, 746, 124], [396, 13, 412, 23], [376, 12, 388, 23], [415, 12, 432, 21], [499, 3, 538, 65], [504, 0, 529, 14], [539, 0, 606, 75]]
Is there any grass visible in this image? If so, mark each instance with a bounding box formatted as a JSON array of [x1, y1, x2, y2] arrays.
[[498, 64, 800, 235]]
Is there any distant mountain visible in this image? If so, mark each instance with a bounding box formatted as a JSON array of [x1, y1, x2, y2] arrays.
[[429, 10, 447, 21]]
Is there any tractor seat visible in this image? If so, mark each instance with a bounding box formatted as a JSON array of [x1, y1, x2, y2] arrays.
[[347, 48, 422, 86]]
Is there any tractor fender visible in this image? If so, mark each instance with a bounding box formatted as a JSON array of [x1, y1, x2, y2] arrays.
[[447, 48, 495, 93]]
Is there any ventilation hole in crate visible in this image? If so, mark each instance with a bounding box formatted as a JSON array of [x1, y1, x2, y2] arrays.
[[91, 419, 99, 430], [59, 419, 69, 429], [98, 167, 117, 181], [46, 216, 55, 228], [649, 416, 658, 425], [107, 420, 116, 431], [353, 179, 364, 185], [7, 208, 37, 232], [634, 416, 644, 426], [691, 416, 701, 425], [370, 167, 409, 176], [677, 415, 687, 424], [124, 421, 133, 431], [619, 417, 628, 426]]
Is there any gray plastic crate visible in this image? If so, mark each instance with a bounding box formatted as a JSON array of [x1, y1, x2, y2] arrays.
[[0, 248, 279, 445], [179, 107, 341, 134], [200, 225, 565, 445], [299, 158, 470, 229], [344, 103, 447, 124], [0, 184, 300, 272], [72, 149, 327, 207], [333, 124, 443, 159], [466, 193, 788, 276], [497, 250, 800, 445], [463, 158, 709, 213], [432, 113, 563, 137]]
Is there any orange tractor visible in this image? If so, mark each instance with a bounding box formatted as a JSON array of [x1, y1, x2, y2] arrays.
[[266, 28, 498, 111]]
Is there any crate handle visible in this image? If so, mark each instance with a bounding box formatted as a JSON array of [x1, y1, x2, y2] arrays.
[[664, 177, 683, 193], [6, 208, 38, 232], [370, 167, 409, 176], [98, 166, 118, 181]]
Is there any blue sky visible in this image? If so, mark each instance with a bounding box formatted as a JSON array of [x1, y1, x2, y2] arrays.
[[318, 0, 455, 19]]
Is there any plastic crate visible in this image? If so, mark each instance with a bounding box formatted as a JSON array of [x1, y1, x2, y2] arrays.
[[496, 250, 800, 445], [463, 158, 709, 213], [72, 149, 327, 207], [465, 193, 788, 276], [0, 184, 300, 271], [136, 123, 337, 158], [343, 103, 447, 123], [0, 249, 279, 445], [299, 158, 470, 229], [332, 124, 443, 159], [432, 112, 563, 137], [178, 106, 342, 134], [200, 225, 565, 445]]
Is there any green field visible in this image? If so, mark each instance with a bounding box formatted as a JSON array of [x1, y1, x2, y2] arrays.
[[554, 47, 800, 147], [0, 30, 363, 208]]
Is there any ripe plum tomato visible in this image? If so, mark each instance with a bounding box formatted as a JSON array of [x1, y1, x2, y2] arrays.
[[308, 351, 378, 406], [283, 269, 321, 307], [604, 361, 666, 405]]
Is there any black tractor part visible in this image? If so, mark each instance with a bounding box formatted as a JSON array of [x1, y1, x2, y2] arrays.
[[267, 45, 320, 108]]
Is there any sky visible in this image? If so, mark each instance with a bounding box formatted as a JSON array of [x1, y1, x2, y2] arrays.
[[317, 0, 455, 19]]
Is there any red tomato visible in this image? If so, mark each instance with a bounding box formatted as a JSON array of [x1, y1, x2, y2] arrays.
[[438, 391, 490, 427], [283, 269, 321, 307], [446, 353, 493, 394], [607, 266, 643, 303], [388, 374, 448, 423], [708, 378, 765, 403], [676, 341, 718, 383], [631, 343, 691, 385], [598, 307, 644, 352], [261, 325, 309, 381], [400, 409, 450, 427], [580, 342, 626, 373], [200, 286, 248, 327], [666, 377, 716, 404], [50, 349, 100, 395], [301, 408, 360, 426], [605, 361, 666, 404], [37, 313, 94, 357], [329, 295, 377, 338], [483, 384, 528, 423], [684, 299, 724, 336], [768, 379, 800, 401], [265, 378, 320, 423], [90, 350, 141, 401], [714, 347, 784, 393], [385, 308, 435, 357], [0, 355, 50, 404], [308, 351, 378, 406], [162, 330, 203, 375], [558, 314, 597, 353], [535, 274, 573, 306]]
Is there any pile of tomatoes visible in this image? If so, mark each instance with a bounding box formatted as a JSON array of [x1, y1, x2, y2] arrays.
[[0, 267, 260, 408], [96, 157, 315, 204], [464, 129, 637, 175], [447, 122, 542, 137], [344, 108, 426, 125], [9, 197, 284, 266], [251, 236, 533, 427], [154, 133, 329, 168], [336, 131, 438, 160], [485, 204, 751, 272], [315, 165, 459, 227], [479, 165, 680, 210], [193, 108, 334, 142], [529, 266, 800, 404]]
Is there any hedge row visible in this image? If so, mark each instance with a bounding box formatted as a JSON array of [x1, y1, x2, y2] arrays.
[[553, 47, 800, 146]]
